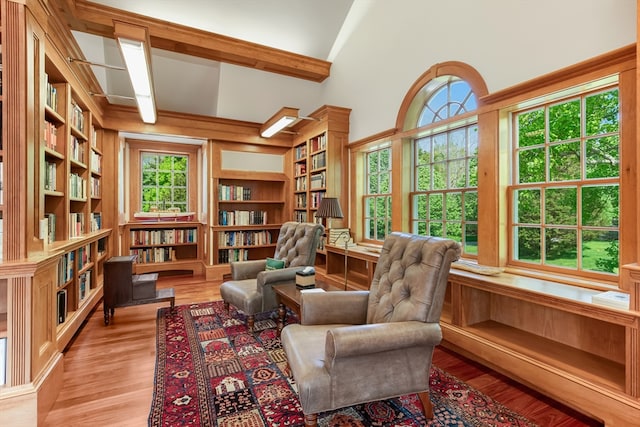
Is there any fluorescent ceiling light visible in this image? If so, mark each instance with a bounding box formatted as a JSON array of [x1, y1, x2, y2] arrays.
[[115, 22, 157, 124], [260, 107, 299, 138]]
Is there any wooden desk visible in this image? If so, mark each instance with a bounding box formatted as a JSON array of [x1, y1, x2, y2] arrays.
[[273, 282, 342, 335]]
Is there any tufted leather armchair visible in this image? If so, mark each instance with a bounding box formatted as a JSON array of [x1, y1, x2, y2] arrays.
[[281, 232, 460, 426], [220, 221, 324, 332]]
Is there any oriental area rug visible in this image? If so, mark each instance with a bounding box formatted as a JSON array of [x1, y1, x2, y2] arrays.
[[149, 301, 537, 427]]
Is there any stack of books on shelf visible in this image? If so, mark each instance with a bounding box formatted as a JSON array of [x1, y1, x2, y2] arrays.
[[91, 150, 102, 173], [90, 176, 100, 198], [328, 228, 357, 248], [591, 290, 630, 310], [310, 134, 327, 151], [295, 144, 307, 160], [310, 171, 326, 189]]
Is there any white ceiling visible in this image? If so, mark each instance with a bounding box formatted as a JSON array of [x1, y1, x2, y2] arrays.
[[71, 0, 356, 119]]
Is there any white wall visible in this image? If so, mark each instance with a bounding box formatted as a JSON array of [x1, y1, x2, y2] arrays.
[[322, 0, 637, 142]]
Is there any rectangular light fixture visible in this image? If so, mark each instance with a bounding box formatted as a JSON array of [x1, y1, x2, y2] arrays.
[[114, 21, 157, 124], [260, 107, 299, 138]]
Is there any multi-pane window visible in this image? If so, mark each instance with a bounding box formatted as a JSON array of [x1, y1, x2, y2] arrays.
[[511, 85, 619, 276], [411, 76, 479, 255], [141, 152, 189, 212], [364, 146, 391, 241]]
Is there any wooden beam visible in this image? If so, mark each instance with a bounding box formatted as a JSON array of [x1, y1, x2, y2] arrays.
[[62, 0, 331, 82]]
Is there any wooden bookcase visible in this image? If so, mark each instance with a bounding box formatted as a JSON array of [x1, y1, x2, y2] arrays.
[[289, 106, 351, 277], [211, 176, 286, 268], [123, 222, 204, 275]]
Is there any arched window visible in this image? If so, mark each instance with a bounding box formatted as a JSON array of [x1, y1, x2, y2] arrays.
[[398, 63, 485, 257]]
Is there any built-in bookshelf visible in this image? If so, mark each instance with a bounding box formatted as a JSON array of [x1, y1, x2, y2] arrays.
[[123, 222, 203, 275], [289, 106, 351, 276], [54, 231, 110, 350], [212, 177, 286, 266]]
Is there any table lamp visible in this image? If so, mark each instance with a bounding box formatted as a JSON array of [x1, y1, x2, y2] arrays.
[[315, 197, 350, 289]]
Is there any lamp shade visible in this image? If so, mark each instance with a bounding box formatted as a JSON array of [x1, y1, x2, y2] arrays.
[[315, 197, 344, 220]]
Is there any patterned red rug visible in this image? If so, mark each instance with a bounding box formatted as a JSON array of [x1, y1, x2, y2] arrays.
[[149, 300, 537, 426]]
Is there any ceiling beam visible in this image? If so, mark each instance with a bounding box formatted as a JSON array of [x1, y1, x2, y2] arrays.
[[62, 0, 331, 82]]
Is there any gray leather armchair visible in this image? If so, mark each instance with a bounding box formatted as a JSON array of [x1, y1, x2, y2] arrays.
[[220, 221, 324, 332], [281, 232, 460, 426]]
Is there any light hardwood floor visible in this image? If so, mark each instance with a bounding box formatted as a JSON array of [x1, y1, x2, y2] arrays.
[[41, 275, 601, 427]]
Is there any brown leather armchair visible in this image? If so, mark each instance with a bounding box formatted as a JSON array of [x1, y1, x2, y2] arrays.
[[220, 221, 324, 332], [281, 232, 461, 426]]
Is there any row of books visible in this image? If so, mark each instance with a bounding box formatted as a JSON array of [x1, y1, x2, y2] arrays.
[[90, 176, 101, 198], [295, 176, 307, 191], [45, 76, 59, 112], [58, 251, 74, 285], [295, 163, 306, 176], [69, 136, 86, 164], [295, 143, 307, 160], [295, 193, 307, 209], [45, 161, 57, 191], [219, 210, 268, 226], [78, 269, 91, 302], [310, 171, 326, 189], [90, 212, 102, 232], [90, 151, 102, 173], [70, 99, 85, 133], [130, 228, 197, 245], [69, 212, 85, 238], [309, 133, 327, 152], [69, 173, 87, 200], [218, 230, 273, 247], [57, 289, 67, 325], [45, 213, 56, 244], [77, 244, 91, 271], [218, 248, 250, 263], [0, 161, 3, 205], [44, 120, 58, 151], [130, 247, 176, 264], [218, 184, 252, 201], [294, 211, 308, 222], [311, 151, 326, 170], [310, 191, 325, 209]]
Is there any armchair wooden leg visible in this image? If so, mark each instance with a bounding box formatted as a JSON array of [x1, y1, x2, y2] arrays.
[[418, 391, 434, 419], [247, 314, 254, 333], [303, 413, 318, 426]]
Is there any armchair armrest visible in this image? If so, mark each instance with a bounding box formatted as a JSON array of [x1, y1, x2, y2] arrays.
[[256, 266, 305, 286], [230, 259, 266, 280], [300, 291, 369, 325], [326, 321, 442, 360]]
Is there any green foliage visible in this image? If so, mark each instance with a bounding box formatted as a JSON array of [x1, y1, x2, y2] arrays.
[[140, 153, 189, 212]]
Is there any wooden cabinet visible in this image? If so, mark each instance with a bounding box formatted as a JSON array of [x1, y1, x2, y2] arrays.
[[123, 222, 204, 275], [290, 106, 351, 276], [322, 244, 379, 290]]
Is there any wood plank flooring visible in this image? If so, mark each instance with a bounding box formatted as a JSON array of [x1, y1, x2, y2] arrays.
[[42, 275, 602, 427]]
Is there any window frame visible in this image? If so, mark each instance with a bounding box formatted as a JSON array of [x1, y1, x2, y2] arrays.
[[127, 139, 199, 216], [363, 144, 392, 242], [507, 81, 621, 281]]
